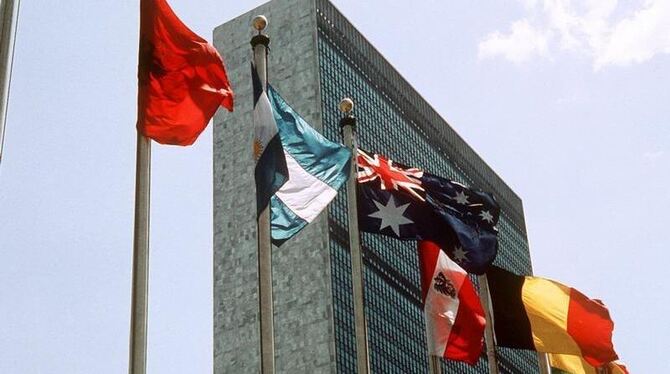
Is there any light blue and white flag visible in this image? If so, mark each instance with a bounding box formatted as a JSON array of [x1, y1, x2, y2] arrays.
[[253, 64, 288, 215], [266, 85, 351, 245]]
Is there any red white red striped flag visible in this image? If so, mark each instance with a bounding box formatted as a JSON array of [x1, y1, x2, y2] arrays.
[[418, 240, 486, 365]]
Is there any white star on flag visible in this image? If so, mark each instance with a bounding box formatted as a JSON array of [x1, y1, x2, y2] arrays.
[[452, 246, 469, 263], [479, 210, 494, 223], [454, 191, 470, 205], [368, 195, 413, 236]]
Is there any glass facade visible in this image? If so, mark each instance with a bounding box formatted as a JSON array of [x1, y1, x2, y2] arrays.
[[316, 1, 539, 373]]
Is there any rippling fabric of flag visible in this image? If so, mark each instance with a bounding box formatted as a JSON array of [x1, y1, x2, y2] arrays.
[[267, 86, 351, 245], [253, 64, 288, 215], [419, 240, 486, 365], [487, 266, 618, 367], [356, 149, 500, 274], [137, 0, 233, 146]]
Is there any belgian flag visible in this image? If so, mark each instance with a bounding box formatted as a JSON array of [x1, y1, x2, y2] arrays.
[[487, 266, 618, 367]]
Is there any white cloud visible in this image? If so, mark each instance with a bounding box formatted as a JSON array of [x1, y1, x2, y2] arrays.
[[478, 0, 670, 69], [478, 20, 549, 63], [643, 150, 665, 162], [595, 1, 670, 68]]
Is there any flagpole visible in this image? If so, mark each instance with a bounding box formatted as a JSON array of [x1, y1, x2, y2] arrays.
[[428, 355, 441, 374], [477, 274, 500, 374], [251, 15, 275, 374], [128, 133, 151, 374], [339, 98, 371, 374], [537, 352, 552, 374], [0, 0, 20, 167]]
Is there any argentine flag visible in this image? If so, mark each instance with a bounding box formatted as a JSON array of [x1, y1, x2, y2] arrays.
[[266, 85, 351, 245], [253, 64, 288, 215]]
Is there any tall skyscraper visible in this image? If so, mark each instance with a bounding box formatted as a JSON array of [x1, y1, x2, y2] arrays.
[[213, 0, 538, 372]]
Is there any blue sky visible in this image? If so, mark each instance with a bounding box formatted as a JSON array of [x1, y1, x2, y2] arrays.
[[1, 0, 668, 373]]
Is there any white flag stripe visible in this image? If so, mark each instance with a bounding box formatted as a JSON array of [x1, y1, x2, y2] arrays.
[[275, 151, 337, 223], [253, 91, 277, 150], [424, 251, 468, 356]]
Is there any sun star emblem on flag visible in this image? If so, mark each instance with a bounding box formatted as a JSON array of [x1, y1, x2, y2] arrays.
[[357, 149, 425, 200], [253, 138, 264, 160]]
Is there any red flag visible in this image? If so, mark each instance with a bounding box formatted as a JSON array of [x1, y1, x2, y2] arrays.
[[418, 240, 486, 365], [137, 0, 233, 146]]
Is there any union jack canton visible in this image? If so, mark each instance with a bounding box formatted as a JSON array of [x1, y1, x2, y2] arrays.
[[356, 149, 500, 275]]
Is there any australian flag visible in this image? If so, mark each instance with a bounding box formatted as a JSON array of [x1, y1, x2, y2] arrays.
[[356, 149, 500, 274]]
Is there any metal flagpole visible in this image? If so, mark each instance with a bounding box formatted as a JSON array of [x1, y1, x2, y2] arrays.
[[477, 274, 500, 374], [251, 15, 275, 374], [0, 0, 20, 167], [128, 134, 151, 374], [428, 355, 441, 374], [339, 98, 370, 374], [424, 271, 441, 374], [538, 352, 552, 374]]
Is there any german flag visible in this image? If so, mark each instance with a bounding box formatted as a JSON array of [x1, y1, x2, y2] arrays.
[[487, 267, 618, 367]]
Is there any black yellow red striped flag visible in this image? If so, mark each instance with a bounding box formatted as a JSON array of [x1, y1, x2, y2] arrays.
[[487, 266, 618, 367]]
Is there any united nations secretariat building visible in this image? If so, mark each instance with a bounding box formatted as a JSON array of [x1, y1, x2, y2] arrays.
[[213, 0, 537, 372]]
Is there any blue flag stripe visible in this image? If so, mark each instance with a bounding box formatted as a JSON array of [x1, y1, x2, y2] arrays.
[[267, 85, 350, 189], [266, 85, 351, 245], [270, 195, 308, 245]]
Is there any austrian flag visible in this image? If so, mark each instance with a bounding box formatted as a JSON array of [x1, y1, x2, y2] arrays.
[[419, 240, 486, 365]]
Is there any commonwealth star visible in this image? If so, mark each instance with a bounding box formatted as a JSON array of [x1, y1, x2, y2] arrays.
[[368, 195, 413, 236]]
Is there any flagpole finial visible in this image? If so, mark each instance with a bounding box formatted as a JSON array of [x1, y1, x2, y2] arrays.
[[252, 15, 268, 32], [339, 98, 354, 115], [250, 15, 270, 48], [339, 98, 356, 133]]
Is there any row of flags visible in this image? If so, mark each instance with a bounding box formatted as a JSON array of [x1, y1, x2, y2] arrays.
[[356, 150, 624, 371], [134, 0, 626, 373]]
